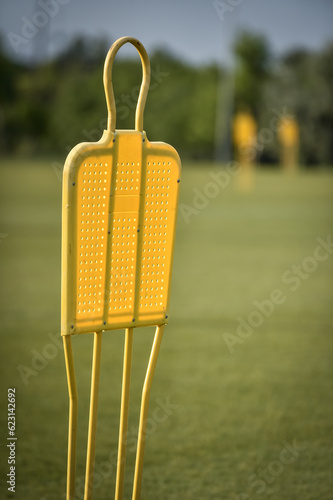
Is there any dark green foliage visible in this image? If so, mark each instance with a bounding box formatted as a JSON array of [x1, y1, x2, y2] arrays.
[[260, 44, 333, 165], [233, 31, 271, 115], [0, 34, 332, 165]]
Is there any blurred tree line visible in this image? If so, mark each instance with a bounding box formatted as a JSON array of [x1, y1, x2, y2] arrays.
[[0, 32, 332, 165]]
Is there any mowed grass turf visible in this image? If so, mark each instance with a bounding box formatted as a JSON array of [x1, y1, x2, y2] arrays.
[[0, 158, 332, 500]]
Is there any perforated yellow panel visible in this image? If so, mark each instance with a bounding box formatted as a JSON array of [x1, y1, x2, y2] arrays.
[[61, 130, 181, 335]]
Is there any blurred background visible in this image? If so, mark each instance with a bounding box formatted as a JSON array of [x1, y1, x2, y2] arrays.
[[0, 1, 332, 499], [0, 0, 332, 164]]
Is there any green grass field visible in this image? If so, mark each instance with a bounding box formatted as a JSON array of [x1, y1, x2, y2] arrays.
[[0, 158, 332, 500]]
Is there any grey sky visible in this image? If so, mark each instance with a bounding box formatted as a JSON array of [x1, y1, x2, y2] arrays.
[[1, 0, 332, 65]]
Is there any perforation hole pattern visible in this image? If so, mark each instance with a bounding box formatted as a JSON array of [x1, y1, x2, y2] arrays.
[[73, 153, 179, 331], [140, 161, 177, 313], [76, 161, 111, 322], [107, 215, 137, 316]]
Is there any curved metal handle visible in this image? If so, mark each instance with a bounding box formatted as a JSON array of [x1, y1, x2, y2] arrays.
[[103, 36, 151, 133]]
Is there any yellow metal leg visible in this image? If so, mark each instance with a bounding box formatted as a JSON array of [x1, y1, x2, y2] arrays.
[[84, 331, 103, 500], [115, 328, 134, 500], [63, 336, 78, 500], [132, 324, 165, 500]]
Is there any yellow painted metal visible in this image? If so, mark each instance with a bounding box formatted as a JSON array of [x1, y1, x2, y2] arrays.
[[63, 336, 78, 500], [132, 324, 165, 500], [61, 37, 181, 337], [115, 328, 134, 500], [62, 36, 181, 500], [84, 332, 103, 500]]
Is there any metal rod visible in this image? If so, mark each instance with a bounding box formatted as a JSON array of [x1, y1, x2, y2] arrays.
[[103, 36, 151, 133], [132, 324, 165, 500], [84, 331, 103, 500], [115, 328, 134, 500], [63, 335, 78, 500]]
